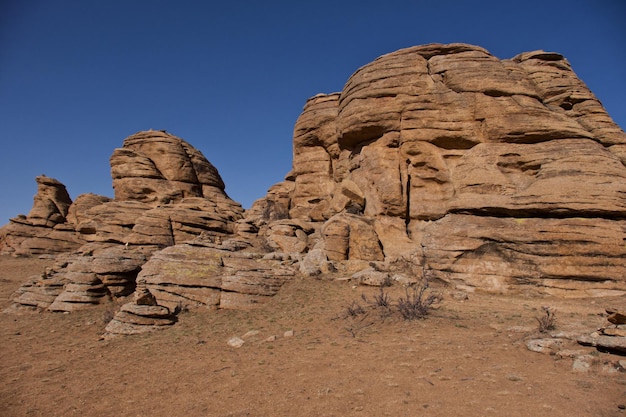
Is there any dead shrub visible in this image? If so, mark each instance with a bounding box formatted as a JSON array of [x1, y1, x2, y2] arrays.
[[345, 300, 366, 317], [536, 306, 557, 333], [362, 287, 393, 320], [362, 287, 391, 309], [397, 279, 442, 320], [102, 308, 115, 324]]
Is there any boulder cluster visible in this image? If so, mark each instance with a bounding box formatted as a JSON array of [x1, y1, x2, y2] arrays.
[[2, 43, 625, 334]]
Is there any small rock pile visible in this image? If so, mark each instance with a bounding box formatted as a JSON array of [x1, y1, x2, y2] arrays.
[[104, 288, 176, 335], [577, 308, 626, 355], [525, 307, 626, 373]]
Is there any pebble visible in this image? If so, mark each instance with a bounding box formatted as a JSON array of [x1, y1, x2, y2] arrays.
[[227, 337, 245, 348]]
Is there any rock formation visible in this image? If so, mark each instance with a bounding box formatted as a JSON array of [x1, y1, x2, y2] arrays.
[[3, 130, 248, 316], [0, 175, 88, 256], [249, 43, 626, 297], [2, 43, 626, 334]]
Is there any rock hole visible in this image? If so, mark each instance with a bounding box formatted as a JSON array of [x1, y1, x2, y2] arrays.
[[559, 101, 573, 110]]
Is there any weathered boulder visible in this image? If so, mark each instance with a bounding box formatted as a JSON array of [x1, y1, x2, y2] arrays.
[[421, 215, 626, 295], [110, 130, 227, 205], [104, 289, 176, 335], [321, 213, 384, 262], [135, 241, 296, 312], [66, 193, 113, 226], [26, 175, 73, 227], [9, 243, 151, 311], [0, 176, 87, 256], [76, 130, 244, 246]]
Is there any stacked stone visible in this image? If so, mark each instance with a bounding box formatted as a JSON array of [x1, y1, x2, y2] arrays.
[[104, 289, 176, 335], [8, 274, 65, 311], [132, 242, 296, 313], [48, 271, 110, 312]]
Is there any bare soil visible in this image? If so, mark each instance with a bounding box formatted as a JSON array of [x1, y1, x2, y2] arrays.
[[1, 255, 625, 417]]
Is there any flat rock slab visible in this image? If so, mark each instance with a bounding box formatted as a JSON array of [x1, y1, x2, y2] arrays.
[[577, 335, 626, 354]]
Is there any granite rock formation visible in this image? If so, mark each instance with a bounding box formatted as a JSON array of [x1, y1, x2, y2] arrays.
[[0, 175, 87, 256], [249, 43, 626, 296], [136, 238, 296, 312], [2, 43, 626, 334], [4, 130, 248, 315]]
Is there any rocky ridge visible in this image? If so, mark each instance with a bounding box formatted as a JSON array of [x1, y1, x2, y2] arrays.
[[2, 43, 626, 334]]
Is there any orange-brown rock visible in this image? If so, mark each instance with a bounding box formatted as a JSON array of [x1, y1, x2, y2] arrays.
[[0, 176, 86, 256], [1, 130, 244, 256], [110, 130, 227, 204], [136, 240, 296, 312], [249, 43, 626, 296], [4, 43, 626, 329], [5, 130, 246, 313]]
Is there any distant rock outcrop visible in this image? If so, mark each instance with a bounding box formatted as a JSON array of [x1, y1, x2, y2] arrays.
[[2, 43, 626, 334]]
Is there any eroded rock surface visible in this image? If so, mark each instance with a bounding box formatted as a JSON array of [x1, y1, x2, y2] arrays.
[[248, 43, 626, 296], [4, 131, 247, 316], [3, 43, 626, 334], [136, 239, 296, 312], [0, 175, 86, 256]]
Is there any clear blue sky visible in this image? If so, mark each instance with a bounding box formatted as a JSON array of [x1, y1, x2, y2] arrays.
[[1, 0, 625, 224]]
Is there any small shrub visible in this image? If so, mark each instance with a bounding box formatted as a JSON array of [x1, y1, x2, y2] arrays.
[[362, 287, 391, 309], [346, 301, 366, 317], [536, 306, 557, 333], [397, 279, 442, 320], [362, 287, 393, 320]]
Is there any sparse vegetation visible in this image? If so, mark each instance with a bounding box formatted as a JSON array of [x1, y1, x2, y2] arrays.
[[361, 287, 393, 320], [345, 300, 366, 317], [342, 278, 442, 330], [362, 286, 392, 309], [102, 308, 115, 324], [396, 279, 442, 321], [536, 306, 557, 333]]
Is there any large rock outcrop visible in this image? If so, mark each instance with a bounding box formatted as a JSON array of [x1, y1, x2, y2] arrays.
[[4, 130, 247, 314], [1, 130, 244, 255], [3, 43, 626, 334], [249, 43, 626, 296]]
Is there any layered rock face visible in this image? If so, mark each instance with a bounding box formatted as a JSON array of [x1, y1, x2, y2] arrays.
[[3, 130, 249, 315], [250, 43, 626, 296], [110, 130, 228, 205], [3, 43, 626, 333], [0, 175, 89, 256], [1, 130, 244, 255]]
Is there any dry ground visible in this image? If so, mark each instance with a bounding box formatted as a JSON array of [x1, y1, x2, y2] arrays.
[[1, 255, 625, 417]]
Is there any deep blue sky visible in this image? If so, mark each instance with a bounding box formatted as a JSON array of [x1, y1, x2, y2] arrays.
[[1, 0, 625, 224]]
